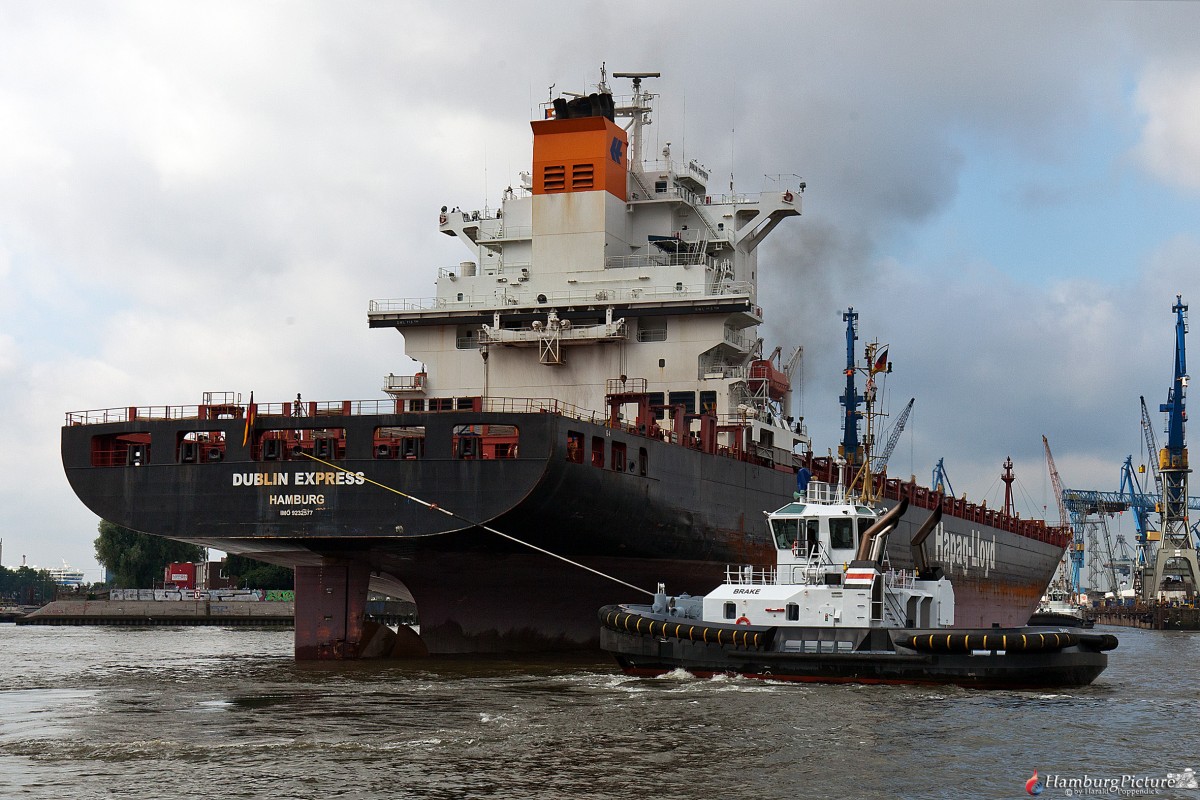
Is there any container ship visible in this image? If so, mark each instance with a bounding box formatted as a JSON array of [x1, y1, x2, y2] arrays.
[[61, 69, 1069, 659]]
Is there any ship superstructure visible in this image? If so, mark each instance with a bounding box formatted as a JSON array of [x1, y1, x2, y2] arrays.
[[370, 71, 806, 458]]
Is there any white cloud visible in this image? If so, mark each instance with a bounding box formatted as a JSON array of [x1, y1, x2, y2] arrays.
[[1134, 62, 1200, 192]]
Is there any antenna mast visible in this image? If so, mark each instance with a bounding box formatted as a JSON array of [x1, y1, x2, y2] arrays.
[[611, 71, 660, 170]]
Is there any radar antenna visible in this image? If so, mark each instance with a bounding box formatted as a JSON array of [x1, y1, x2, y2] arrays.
[[611, 71, 661, 168]]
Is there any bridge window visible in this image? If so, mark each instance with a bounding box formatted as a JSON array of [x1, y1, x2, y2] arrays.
[[699, 391, 717, 415]]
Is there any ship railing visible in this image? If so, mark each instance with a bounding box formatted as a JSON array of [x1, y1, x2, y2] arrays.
[[604, 252, 715, 270], [722, 327, 751, 351], [369, 282, 757, 317], [723, 565, 777, 586], [368, 297, 442, 313], [804, 481, 847, 505], [478, 396, 603, 422], [803, 454, 1075, 549], [883, 569, 916, 590], [476, 225, 532, 241], [698, 361, 748, 381]]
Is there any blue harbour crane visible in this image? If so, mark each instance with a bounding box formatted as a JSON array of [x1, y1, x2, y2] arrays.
[[932, 458, 955, 498], [839, 307, 865, 469], [1144, 294, 1200, 599]]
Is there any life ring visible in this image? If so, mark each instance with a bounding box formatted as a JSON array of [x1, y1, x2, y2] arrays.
[[783, 191, 794, 202], [439, 213, 448, 225], [735, 616, 751, 626]]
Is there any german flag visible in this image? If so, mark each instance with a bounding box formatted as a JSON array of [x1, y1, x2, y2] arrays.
[[871, 346, 889, 374], [242, 392, 256, 447]]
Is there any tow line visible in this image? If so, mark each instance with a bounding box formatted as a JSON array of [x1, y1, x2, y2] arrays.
[[298, 452, 655, 598]]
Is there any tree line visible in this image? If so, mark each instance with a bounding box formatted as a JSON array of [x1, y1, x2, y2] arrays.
[[0, 566, 58, 605], [92, 521, 293, 590]]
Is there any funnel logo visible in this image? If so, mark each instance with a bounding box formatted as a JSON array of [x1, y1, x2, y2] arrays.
[[1025, 770, 1044, 795], [609, 136, 623, 165]]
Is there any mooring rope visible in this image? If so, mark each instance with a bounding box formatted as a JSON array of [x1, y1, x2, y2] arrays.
[[298, 452, 655, 597]]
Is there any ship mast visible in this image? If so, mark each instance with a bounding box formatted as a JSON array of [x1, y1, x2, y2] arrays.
[[1002, 456, 1016, 517], [839, 308, 890, 503], [611, 71, 659, 171]]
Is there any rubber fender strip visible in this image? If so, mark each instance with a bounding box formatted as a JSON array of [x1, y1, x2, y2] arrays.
[[1078, 633, 1119, 651]]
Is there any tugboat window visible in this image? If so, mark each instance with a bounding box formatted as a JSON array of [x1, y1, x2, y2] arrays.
[[771, 517, 800, 549], [806, 519, 820, 552], [829, 518, 855, 550], [724, 602, 736, 620], [786, 603, 799, 621]]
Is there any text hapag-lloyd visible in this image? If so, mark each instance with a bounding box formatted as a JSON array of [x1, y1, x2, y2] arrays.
[[934, 526, 996, 577], [231, 471, 366, 487]]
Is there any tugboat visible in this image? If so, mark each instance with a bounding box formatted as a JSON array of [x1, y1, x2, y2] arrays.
[[599, 481, 1116, 689], [1028, 587, 1094, 629]]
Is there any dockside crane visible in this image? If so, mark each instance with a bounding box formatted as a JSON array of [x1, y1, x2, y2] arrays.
[[1144, 294, 1200, 600], [1140, 396, 1163, 497], [1120, 455, 1155, 593], [871, 397, 915, 475], [1043, 435, 1081, 592], [932, 457, 955, 498]]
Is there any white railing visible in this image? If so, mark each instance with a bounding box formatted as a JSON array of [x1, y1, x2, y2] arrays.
[[723, 327, 750, 351], [805, 481, 848, 505], [477, 225, 532, 241], [604, 252, 713, 270], [723, 565, 777, 585], [368, 278, 754, 317]]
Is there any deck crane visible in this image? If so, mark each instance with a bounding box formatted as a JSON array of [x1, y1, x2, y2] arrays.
[[1043, 435, 1081, 593], [871, 397, 915, 474], [1144, 294, 1200, 600]]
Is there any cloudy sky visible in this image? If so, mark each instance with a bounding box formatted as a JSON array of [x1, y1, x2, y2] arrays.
[[2, 1, 1198, 580]]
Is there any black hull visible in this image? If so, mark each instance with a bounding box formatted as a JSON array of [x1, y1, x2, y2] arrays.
[[63, 408, 1068, 654], [598, 606, 1113, 689], [1028, 611, 1094, 629]]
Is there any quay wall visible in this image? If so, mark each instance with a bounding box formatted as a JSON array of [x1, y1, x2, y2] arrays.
[[1089, 604, 1200, 631], [16, 599, 294, 626]]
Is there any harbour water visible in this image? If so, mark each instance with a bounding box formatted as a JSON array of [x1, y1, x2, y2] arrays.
[[1, 623, 1197, 799]]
